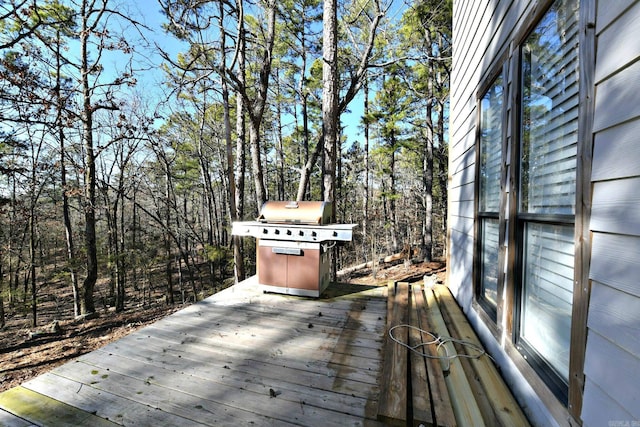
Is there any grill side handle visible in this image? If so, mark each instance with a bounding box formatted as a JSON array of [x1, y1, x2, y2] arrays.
[[272, 247, 303, 256]]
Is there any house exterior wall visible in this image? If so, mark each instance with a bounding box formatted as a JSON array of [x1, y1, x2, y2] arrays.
[[448, 0, 640, 425], [581, 1, 640, 425]]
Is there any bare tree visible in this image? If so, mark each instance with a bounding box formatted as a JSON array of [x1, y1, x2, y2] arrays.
[[73, 0, 148, 315], [296, 0, 387, 202]]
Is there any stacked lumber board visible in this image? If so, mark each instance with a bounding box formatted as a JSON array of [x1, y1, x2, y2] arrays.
[[378, 282, 530, 427]]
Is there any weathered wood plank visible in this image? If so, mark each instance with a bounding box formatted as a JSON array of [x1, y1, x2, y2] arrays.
[[10, 277, 388, 427], [0, 386, 119, 427], [83, 337, 379, 420], [49, 359, 293, 426], [150, 285, 385, 343], [160, 308, 384, 352], [0, 408, 31, 427], [433, 285, 529, 427], [409, 285, 434, 426], [414, 285, 457, 427], [177, 291, 387, 332], [66, 351, 370, 427], [23, 372, 206, 427], [423, 286, 485, 427], [377, 281, 409, 426], [105, 334, 378, 403], [134, 322, 380, 387], [144, 320, 382, 374]]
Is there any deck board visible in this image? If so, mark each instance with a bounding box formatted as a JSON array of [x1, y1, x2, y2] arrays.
[[0, 278, 387, 426]]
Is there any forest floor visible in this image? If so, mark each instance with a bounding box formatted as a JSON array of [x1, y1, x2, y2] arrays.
[[0, 259, 445, 394]]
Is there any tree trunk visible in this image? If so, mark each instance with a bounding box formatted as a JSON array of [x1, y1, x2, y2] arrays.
[[436, 98, 448, 251], [296, 136, 322, 202], [322, 0, 339, 280], [8, 174, 17, 305], [362, 74, 370, 257], [219, 2, 245, 283], [322, 0, 339, 206], [276, 73, 285, 200], [389, 134, 398, 252], [104, 199, 116, 305], [29, 206, 37, 327], [55, 30, 80, 317], [422, 96, 434, 262], [116, 186, 125, 312], [246, 1, 276, 212], [300, 33, 311, 201], [79, 0, 97, 315], [233, 23, 247, 282], [249, 120, 268, 208], [0, 258, 4, 328], [164, 165, 174, 305]]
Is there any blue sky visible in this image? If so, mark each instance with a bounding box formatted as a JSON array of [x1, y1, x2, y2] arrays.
[[102, 0, 368, 150]]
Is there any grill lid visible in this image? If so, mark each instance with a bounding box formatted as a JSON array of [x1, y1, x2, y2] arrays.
[[259, 201, 332, 225]]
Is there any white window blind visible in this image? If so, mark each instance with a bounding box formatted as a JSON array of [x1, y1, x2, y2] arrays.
[[480, 76, 503, 213], [480, 218, 500, 306], [478, 75, 504, 313], [518, 0, 579, 389], [521, 223, 574, 380], [520, 1, 579, 215]]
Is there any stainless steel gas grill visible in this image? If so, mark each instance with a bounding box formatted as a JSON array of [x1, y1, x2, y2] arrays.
[[232, 201, 357, 297]]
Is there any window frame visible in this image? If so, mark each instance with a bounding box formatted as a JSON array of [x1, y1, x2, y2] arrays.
[[472, 0, 595, 421], [513, 217, 576, 404], [475, 69, 507, 322], [513, 0, 581, 406]]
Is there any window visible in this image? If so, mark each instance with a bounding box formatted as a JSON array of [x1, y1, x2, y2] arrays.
[[474, 0, 584, 409], [515, 0, 579, 404], [477, 75, 504, 319]]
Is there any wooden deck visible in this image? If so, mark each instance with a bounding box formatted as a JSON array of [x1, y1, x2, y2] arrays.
[[0, 277, 388, 426]]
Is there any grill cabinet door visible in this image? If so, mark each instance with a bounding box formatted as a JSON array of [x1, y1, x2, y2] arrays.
[[257, 240, 322, 291]]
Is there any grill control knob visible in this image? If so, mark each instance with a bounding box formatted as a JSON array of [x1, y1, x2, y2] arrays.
[[274, 229, 280, 235], [298, 230, 304, 236], [262, 228, 268, 234], [287, 230, 292, 235]]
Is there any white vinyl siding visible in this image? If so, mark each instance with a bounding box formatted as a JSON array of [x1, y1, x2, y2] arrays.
[[581, 1, 640, 423]]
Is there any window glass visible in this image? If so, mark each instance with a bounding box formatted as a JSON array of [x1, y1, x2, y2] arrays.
[[518, 0, 579, 395], [520, 0, 579, 215], [480, 218, 500, 307], [478, 75, 504, 314], [521, 223, 574, 380], [479, 75, 503, 213]]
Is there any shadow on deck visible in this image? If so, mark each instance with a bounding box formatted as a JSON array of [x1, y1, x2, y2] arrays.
[[0, 277, 530, 427], [0, 276, 388, 426]]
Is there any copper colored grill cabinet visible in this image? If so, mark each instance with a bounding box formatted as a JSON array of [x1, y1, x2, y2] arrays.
[[231, 201, 357, 297]]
